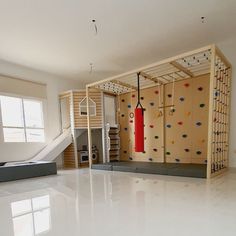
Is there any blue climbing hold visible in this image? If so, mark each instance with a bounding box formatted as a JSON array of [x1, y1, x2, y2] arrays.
[[127, 104, 131, 108], [179, 97, 185, 102]]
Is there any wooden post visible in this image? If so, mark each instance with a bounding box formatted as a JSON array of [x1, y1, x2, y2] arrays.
[[86, 86, 93, 168], [207, 45, 216, 179], [70, 91, 79, 168], [161, 84, 166, 163]]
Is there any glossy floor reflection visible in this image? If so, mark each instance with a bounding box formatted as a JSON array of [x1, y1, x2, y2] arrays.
[[0, 169, 236, 236]]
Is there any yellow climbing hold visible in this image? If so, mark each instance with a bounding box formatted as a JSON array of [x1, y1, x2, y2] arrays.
[[171, 140, 175, 144]]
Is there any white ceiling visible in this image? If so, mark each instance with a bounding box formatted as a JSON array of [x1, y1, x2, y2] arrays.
[[0, 0, 236, 83]]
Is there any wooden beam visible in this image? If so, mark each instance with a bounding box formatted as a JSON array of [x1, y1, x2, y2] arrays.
[[140, 71, 163, 84], [112, 79, 137, 90], [170, 61, 194, 78]]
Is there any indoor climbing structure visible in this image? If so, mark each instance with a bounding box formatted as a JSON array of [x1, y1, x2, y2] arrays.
[[86, 44, 231, 178]]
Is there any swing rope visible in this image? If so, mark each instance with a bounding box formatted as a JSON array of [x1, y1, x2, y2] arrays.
[[136, 72, 143, 110]]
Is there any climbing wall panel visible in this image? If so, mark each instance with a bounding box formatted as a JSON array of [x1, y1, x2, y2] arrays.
[[119, 86, 164, 162], [119, 74, 209, 164], [210, 54, 231, 175], [73, 91, 103, 128], [165, 74, 210, 164]]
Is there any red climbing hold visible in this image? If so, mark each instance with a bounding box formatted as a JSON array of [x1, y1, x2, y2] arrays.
[[178, 121, 183, 125], [132, 94, 135, 98], [129, 120, 133, 123], [155, 90, 159, 94], [184, 83, 190, 87]]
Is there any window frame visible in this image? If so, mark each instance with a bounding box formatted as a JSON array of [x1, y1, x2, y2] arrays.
[[79, 97, 96, 117], [0, 93, 45, 143]]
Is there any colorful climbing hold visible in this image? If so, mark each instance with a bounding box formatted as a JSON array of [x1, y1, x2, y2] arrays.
[[153, 148, 158, 152], [148, 158, 153, 161], [155, 136, 159, 139], [182, 134, 188, 138], [166, 152, 171, 155], [199, 103, 205, 108], [132, 94, 135, 98], [184, 83, 190, 87], [179, 96, 185, 102], [150, 125, 154, 128], [178, 121, 183, 125], [196, 151, 202, 155], [185, 149, 190, 152], [155, 90, 159, 94], [129, 120, 133, 123], [167, 94, 172, 98], [127, 104, 131, 108], [166, 124, 171, 128], [198, 87, 203, 91], [121, 99, 125, 102], [129, 157, 133, 160], [141, 97, 144, 100], [121, 114, 125, 117], [196, 122, 202, 126], [175, 159, 180, 162], [150, 102, 155, 106]]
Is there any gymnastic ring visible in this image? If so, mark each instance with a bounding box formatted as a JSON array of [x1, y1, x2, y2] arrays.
[[129, 112, 134, 118]]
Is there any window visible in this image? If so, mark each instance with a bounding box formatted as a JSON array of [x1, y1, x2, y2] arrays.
[[79, 97, 96, 116], [0, 95, 45, 142], [11, 195, 51, 236]]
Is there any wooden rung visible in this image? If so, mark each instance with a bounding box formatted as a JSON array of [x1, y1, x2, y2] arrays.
[[170, 61, 194, 77]]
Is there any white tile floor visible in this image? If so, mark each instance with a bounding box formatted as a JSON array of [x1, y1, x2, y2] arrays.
[[0, 169, 236, 236]]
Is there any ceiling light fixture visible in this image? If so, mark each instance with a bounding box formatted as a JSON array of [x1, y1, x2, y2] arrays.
[[92, 19, 98, 35], [201, 16, 206, 23], [89, 63, 94, 74]]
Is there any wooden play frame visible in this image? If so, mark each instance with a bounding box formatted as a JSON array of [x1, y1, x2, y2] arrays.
[[86, 44, 232, 178]]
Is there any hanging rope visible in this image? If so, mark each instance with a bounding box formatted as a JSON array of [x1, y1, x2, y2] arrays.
[[157, 83, 163, 117], [136, 72, 143, 110], [169, 73, 175, 116]]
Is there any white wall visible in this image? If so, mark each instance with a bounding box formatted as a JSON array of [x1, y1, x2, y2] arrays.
[[217, 37, 236, 167], [0, 59, 81, 163]]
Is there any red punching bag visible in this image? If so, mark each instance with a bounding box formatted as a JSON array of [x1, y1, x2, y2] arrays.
[[135, 73, 144, 152]]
